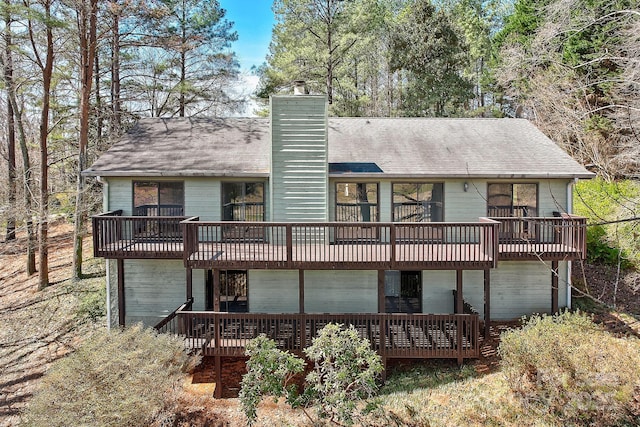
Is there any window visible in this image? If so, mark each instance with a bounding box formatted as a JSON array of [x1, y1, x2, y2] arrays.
[[384, 271, 422, 313], [487, 183, 537, 217], [222, 182, 264, 221], [393, 183, 444, 222], [335, 183, 378, 222], [206, 270, 248, 312], [133, 181, 184, 216]]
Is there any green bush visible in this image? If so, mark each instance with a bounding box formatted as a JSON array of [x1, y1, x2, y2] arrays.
[[574, 178, 640, 267], [239, 323, 384, 426], [23, 324, 194, 427], [585, 224, 630, 268], [303, 323, 384, 425], [239, 334, 305, 425], [498, 311, 640, 426]]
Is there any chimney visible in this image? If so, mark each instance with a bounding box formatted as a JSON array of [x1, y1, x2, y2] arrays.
[[270, 91, 328, 223], [293, 80, 308, 95]]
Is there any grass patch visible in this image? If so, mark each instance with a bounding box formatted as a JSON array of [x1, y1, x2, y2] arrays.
[[380, 361, 477, 395]]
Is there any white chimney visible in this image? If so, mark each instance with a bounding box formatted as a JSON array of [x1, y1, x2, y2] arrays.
[[293, 80, 307, 95]]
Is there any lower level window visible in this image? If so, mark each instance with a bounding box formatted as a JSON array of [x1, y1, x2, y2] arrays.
[[384, 271, 422, 313], [206, 270, 248, 312]]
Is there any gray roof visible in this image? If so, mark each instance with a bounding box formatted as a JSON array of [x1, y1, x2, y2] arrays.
[[84, 117, 594, 179]]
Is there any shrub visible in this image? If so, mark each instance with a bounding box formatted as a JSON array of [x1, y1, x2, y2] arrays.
[[239, 323, 384, 426], [303, 323, 384, 425], [23, 324, 194, 427], [239, 334, 305, 425], [498, 310, 640, 426], [574, 178, 640, 267]]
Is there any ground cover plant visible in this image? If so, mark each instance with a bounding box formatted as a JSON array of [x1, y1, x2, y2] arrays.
[[23, 324, 197, 427], [498, 310, 640, 426]]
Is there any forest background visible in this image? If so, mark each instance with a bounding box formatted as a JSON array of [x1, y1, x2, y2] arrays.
[[0, 0, 639, 298]]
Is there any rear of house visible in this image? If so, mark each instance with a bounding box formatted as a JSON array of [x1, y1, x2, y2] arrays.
[[86, 94, 592, 382]]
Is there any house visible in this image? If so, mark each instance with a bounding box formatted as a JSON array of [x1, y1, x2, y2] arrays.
[[85, 93, 593, 393]]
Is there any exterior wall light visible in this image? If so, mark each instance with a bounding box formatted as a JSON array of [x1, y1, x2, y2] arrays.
[[463, 182, 469, 192]]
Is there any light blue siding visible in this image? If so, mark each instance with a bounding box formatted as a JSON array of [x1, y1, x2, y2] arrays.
[[249, 270, 299, 313], [120, 260, 204, 327], [305, 271, 377, 313]]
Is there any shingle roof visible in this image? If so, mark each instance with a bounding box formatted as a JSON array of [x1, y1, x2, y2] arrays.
[[83, 116, 594, 179]]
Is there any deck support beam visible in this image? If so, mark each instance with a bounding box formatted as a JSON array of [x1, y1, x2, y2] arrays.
[[551, 261, 559, 313], [299, 270, 305, 313], [456, 270, 464, 364], [186, 268, 192, 301], [378, 270, 385, 313], [213, 268, 220, 312], [484, 269, 491, 338], [214, 355, 222, 398], [117, 259, 125, 327], [456, 270, 463, 315]]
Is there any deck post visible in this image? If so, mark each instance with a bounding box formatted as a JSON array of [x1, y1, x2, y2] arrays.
[[186, 267, 192, 300], [299, 269, 305, 313], [484, 269, 491, 338], [381, 356, 387, 382], [377, 270, 385, 313], [286, 224, 293, 267], [117, 259, 125, 327], [456, 270, 463, 314], [457, 317, 464, 365], [551, 260, 559, 313], [213, 268, 220, 312], [214, 355, 222, 398]]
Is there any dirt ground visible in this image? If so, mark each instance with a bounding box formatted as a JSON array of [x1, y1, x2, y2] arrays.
[[1, 222, 639, 426], [0, 221, 99, 426]]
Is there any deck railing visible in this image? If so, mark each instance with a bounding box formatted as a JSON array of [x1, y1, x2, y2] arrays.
[[182, 220, 500, 269], [92, 211, 196, 258], [489, 215, 587, 260], [158, 311, 479, 360], [93, 214, 586, 263]]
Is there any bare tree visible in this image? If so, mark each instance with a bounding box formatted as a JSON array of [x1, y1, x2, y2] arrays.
[[2, 0, 36, 274], [25, 0, 55, 289], [72, 0, 97, 279], [3, 0, 16, 241]]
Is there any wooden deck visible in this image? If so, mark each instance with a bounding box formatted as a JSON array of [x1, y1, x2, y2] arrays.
[[156, 309, 480, 360], [187, 242, 494, 269], [92, 213, 587, 265]]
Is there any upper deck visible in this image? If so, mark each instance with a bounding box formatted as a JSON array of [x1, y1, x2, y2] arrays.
[[92, 212, 587, 269]]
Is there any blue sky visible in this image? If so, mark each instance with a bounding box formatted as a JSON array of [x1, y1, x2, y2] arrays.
[[221, 0, 275, 72]]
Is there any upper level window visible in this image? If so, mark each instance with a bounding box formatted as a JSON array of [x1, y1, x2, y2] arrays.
[[487, 183, 537, 217], [222, 182, 265, 221], [393, 183, 444, 222], [335, 183, 378, 222], [133, 181, 184, 216]]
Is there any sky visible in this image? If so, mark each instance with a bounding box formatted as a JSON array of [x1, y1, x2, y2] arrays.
[[219, 1, 275, 116], [221, 0, 275, 72]]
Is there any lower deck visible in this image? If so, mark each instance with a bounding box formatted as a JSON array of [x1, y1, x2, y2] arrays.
[[156, 308, 480, 360]]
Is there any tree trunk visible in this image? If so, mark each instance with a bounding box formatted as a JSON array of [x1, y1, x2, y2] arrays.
[[4, 3, 35, 274], [37, 0, 54, 290], [110, 1, 121, 137], [94, 44, 102, 143], [3, 3, 16, 241], [73, 0, 98, 279], [179, 0, 186, 117]]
